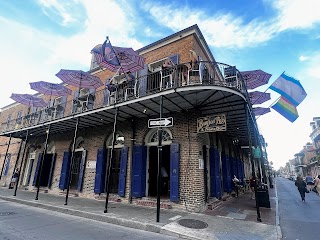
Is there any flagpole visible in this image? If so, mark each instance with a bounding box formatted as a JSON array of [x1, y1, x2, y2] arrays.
[[256, 96, 280, 120], [251, 86, 270, 105]]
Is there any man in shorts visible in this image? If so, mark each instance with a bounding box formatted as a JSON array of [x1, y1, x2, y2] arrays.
[[305, 174, 314, 192]]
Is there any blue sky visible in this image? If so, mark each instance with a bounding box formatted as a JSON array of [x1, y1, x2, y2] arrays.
[[1, 0, 320, 170]]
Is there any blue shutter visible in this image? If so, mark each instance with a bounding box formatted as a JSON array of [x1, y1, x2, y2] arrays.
[[77, 150, 87, 192], [210, 148, 221, 198], [59, 151, 71, 190], [3, 153, 11, 176], [103, 89, 109, 106], [87, 89, 96, 110], [94, 148, 107, 194], [57, 96, 67, 118], [170, 143, 180, 201], [229, 156, 234, 190], [118, 146, 128, 197], [47, 153, 56, 188], [131, 145, 147, 197], [32, 153, 42, 186], [138, 64, 148, 97], [221, 154, 231, 192]]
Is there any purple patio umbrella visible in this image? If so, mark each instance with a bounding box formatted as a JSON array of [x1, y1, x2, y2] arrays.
[[55, 69, 103, 89], [240, 70, 272, 90], [29, 81, 72, 97], [10, 93, 47, 108], [249, 91, 271, 105], [253, 107, 271, 116], [91, 40, 145, 74]]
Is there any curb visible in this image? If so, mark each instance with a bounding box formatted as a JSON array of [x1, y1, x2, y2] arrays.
[[0, 196, 162, 234], [274, 180, 283, 240]]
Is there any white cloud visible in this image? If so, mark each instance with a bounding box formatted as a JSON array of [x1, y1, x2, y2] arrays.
[[299, 55, 309, 61], [142, 3, 279, 48], [37, 0, 78, 25], [271, 0, 320, 31]]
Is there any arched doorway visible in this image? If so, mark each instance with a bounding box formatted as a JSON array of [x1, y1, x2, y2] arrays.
[[105, 132, 125, 194], [32, 141, 57, 188], [145, 128, 172, 198], [69, 137, 87, 190], [22, 147, 36, 186]]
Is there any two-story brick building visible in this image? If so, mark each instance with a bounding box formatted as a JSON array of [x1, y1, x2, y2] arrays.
[[0, 25, 263, 212]]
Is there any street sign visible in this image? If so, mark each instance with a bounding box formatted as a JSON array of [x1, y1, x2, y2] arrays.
[[148, 117, 173, 128]]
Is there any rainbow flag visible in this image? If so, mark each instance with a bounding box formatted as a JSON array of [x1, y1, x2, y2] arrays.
[[271, 96, 299, 122]]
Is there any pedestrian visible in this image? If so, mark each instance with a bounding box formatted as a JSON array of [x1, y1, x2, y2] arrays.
[[250, 176, 255, 199], [314, 175, 320, 195], [305, 173, 313, 191], [232, 175, 240, 198], [295, 175, 307, 202], [9, 168, 20, 189]]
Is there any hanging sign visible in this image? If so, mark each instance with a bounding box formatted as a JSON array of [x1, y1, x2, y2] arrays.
[[253, 147, 261, 159], [197, 114, 226, 133]]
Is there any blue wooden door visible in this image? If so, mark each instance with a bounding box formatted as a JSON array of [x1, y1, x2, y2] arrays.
[[32, 153, 42, 186], [118, 146, 128, 197], [170, 143, 179, 202], [131, 145, 147, 197], [222, 154, 232, 192], [3, 153, 11, 176], [94, 148, 107, 194], [59, 151, 71, 190], [47, 153, 56, 188], [209, 148, 221, 198], [77, 150, 87, 192]]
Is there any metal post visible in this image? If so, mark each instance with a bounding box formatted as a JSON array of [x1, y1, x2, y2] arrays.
[[65, 117, 80, 205], [104, 107, 118, 213], [35, 125, 51, 200], [0, 134, 12, 181], [9, 140, 23, 189], [14, 130, 29, 196], [156, 96, 163, 222], [246, 104, 261, 222], [129, 118, 135, 204]]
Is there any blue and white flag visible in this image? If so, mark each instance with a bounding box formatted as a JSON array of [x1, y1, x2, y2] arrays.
[[269, 72, 307, 106]]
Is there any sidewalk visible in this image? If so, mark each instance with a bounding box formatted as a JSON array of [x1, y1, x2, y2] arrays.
[[0, 187, 281, 240]]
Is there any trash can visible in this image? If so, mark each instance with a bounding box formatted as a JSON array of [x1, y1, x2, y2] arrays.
[[256, 185, 270, 208]]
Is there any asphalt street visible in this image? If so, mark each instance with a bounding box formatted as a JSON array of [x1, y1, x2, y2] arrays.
[[0, 200, 178, 240], [277, 177, 320, 240]]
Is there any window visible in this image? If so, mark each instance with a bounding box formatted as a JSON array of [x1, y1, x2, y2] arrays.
[[16, 111, 22, 124], [79, 88, 89, 97], [5, 114, 11, 130]]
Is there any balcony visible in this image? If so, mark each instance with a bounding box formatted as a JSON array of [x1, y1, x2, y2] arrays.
[[0, 61, 252, 145], [310, 126, 320, 142]]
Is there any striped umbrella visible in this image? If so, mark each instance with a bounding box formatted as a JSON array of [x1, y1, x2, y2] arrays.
[[91, 42, 145, 74], [30, 81, 72, 96], [240, 70, 272, 90], [249, 91, 271, 105], [10, 93, 47, 107], [55, 69, 103, 89], [253, 107, 270, 116]]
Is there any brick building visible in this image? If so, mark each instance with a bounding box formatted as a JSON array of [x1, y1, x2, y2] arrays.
[[0, 25, 263, 212]]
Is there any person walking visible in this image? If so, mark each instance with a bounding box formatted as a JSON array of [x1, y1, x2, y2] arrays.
[[305, 174, 313, 191], [232, 175, 240, 198], [314, 175, 320, 195], [9, 168, 20, 189], [295, 176, 307, 202]]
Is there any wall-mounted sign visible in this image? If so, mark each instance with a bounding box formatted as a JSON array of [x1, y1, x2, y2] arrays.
[[197, 114, 227, 133], [86, 161, 96, 169]]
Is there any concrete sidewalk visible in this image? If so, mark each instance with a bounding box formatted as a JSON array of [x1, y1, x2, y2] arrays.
[[0, 187, 281, 240]]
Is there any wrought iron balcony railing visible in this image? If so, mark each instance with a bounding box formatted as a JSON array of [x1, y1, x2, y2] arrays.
[[0, 61, 249, 134]]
